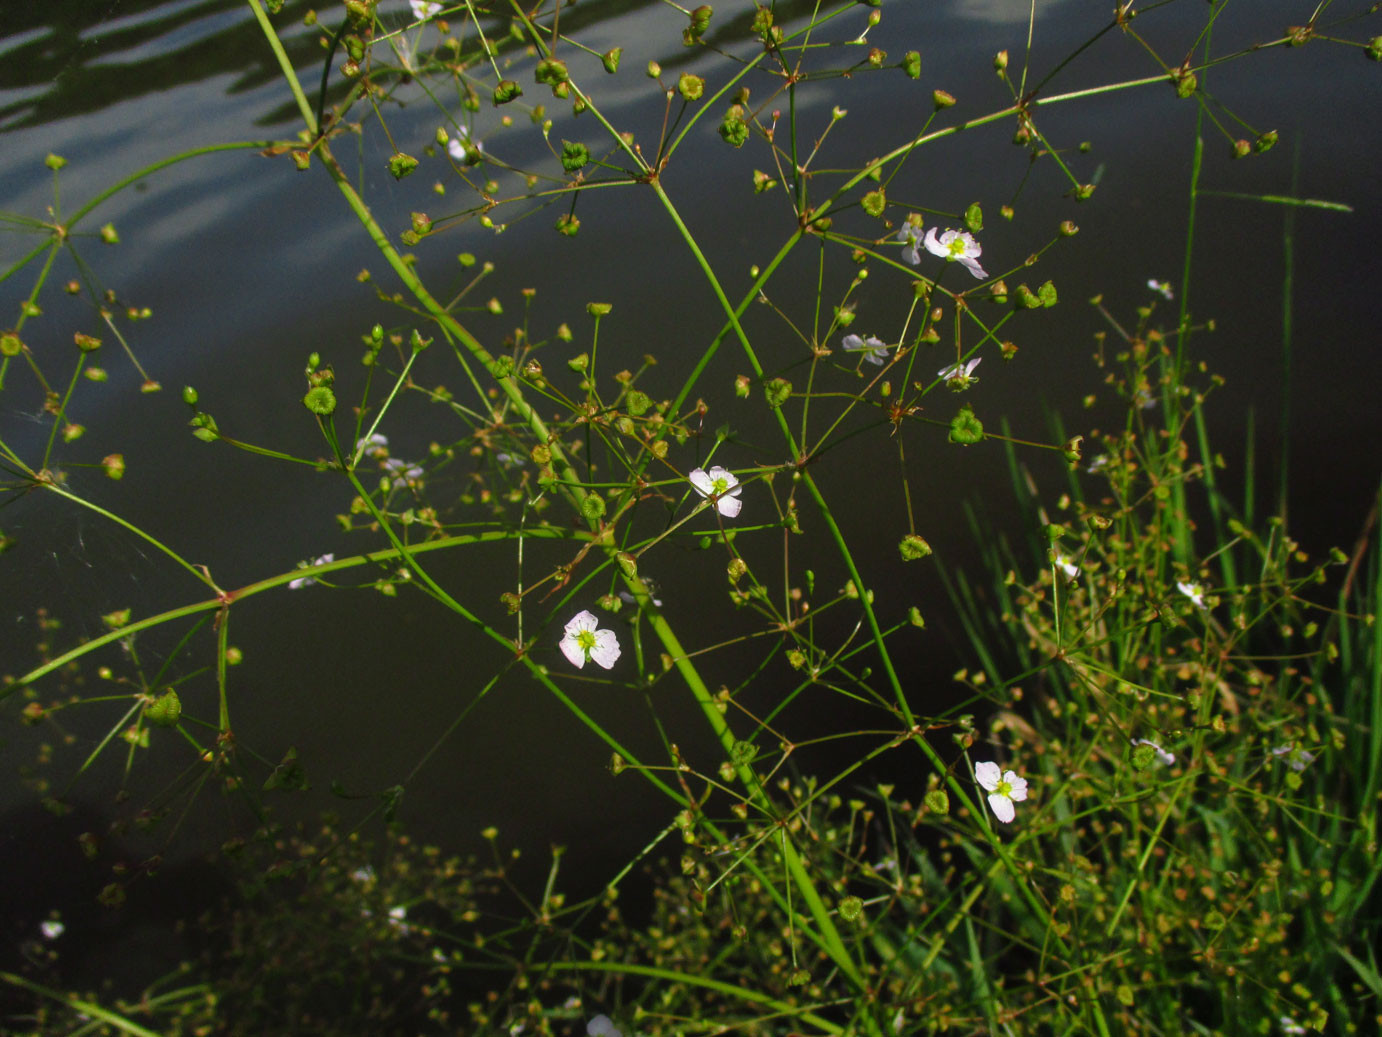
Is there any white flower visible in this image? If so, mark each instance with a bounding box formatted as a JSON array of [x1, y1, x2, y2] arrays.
[[387, 905, 411, 933], [1176, 580, 1208, 610], [383, 457, 424, 485], [410, 0, 442, 20], [560, 610, 621, 670], [447, 126, 482, 162], [1279, 1017, 1308, 1035], [974, 760, 1028, 823], [350, 866, 376, 884], [356, 433, 388, 455], [1132, 738, 1176, 766], [1147, 278, 1174, 300], [587, 1016, 623, 1037], [896, 222, 924, 265], [288, 553, 334, 590], [923, 227, 988, 279], [939, 357, 981, 386], [1270, 744, 1316, 772], [40, 919, 64, 940], [689, 466, 743, 518], [1087, 453, 1110, 474], [1053, 551, 1080, 579], [842, 333, 890, 365]]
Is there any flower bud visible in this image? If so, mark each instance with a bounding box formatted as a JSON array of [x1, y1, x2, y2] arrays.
[[74, 332, 101, 352], [1368, 36, 1382, 61], [556, 213, 580, 236], [410, 212, 432, 235], [493, 80, 523, 104], [602, 47, 622, 73], [145, 690, 181, 728], [1059, 219, 1078, 236], [616, 552, 638, 579], [102, 454, 125, 480], [898, 533, 932, 561], [646, 60, 662, 78], [948, 404, 984, 445], [303, 386, 337, 415], [993, 50, 1009, 71], [867, 47, 886, 68], [100, 223, 119, 244], [1255, 130, 1277, 153], [902, 50, 921, 79], [46, 153, 67, 170], [387, 152, 419, 179], [719, 107, 749, 147], [1173, 70, 1197, 98], [535, 58, 568, 85], [580, 493, 606, 521], [1231, 138, 1251, 159], [561, 140, 589, 172], [932, 89, 956, 109]]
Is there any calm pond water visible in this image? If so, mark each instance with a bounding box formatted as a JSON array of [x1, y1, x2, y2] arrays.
[[2, 0, 1379, 972]]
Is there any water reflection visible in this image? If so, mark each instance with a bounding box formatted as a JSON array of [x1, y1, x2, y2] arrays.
[[1, 0, 1378, 895]]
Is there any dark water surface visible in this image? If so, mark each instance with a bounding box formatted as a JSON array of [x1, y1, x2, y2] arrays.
[[2, 0, 1379, 957]]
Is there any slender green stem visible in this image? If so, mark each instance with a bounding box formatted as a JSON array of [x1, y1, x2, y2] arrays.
[[246, 0, 316, 135], [41, 481, 222, 593]]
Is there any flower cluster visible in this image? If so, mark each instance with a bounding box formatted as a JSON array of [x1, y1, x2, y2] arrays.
[[288, 553, 334, 590], [974, 760, 1028, 823], [939, 357, 981, 387], [689, 466, 743, 518], [899, 223, 988, 279], [842, 333, 890, 365], [560, 610, 621, 670]]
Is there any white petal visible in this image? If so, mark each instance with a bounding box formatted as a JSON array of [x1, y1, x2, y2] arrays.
[[589, 629, 621, 669], [958, 255, 988, 279], [564, 610, 598, 635], [716, 494, 743, 518], [688, 468, 714, 497], [559, 634, 586, 668], [988, 793, 1016, 823], [923, 226, 946, 258], [587, 1017, 623, 1037], [974, 760, 1001, 791], [1004, 772, 1029, 801], [841, 334, 865, 351]]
